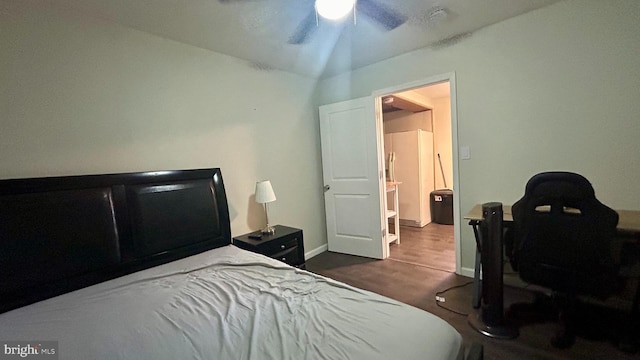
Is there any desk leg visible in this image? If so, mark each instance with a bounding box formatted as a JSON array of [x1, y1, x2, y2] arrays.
[[633, 278, 639, 316], [619, 264, 640, 353], [471, 221, 482, 309], [631, 275, 640, 346]]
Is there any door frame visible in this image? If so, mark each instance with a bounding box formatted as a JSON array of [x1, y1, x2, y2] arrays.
[[372, 72, 462, 274]]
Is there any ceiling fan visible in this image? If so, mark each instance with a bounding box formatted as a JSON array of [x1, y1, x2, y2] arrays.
[[219, 0, 408, 45]]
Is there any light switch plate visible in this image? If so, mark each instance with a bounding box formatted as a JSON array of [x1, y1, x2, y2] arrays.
[[461, 146, 470, 160]]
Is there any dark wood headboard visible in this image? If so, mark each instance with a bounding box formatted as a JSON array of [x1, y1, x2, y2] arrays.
[[0, 168, 231, 313]]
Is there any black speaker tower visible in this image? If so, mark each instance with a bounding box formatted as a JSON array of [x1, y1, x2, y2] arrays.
[[468, 202, 518, 339]]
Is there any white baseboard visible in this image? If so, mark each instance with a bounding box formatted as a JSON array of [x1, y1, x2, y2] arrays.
[[305, 244, 328, 260], [458, 266, 476, 278]]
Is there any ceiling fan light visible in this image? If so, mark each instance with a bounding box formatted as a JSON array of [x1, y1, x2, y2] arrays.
[[315, 0, 356, 21]]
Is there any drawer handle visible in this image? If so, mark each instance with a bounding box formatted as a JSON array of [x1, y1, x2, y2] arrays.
[[280, 244, 286, 249]]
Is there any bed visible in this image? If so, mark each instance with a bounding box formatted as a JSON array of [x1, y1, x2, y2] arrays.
[[0, 168, 477, 359]]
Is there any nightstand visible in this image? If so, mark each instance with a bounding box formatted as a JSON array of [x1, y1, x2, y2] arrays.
[[233, 225, 305, 269]]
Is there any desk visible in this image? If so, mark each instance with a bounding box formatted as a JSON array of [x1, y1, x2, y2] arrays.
[[464, 203, 640, 329], [464, 204, 640, 234]]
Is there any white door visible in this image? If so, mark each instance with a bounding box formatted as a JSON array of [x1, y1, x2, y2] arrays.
[[319, 97, 385, 259]]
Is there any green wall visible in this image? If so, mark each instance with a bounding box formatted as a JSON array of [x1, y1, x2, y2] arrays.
[[316, 0, 640, 274]]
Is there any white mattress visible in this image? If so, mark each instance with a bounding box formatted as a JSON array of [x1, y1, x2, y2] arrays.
[[0, 245, 462, 360]]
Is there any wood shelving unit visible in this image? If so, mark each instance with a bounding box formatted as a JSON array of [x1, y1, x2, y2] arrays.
[[386, 182, 401, 244]]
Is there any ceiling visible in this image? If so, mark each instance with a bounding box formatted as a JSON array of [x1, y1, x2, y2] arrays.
[[383, 81, 450, 113], [413, 82, 451, 100], [47, 0, 562, 78]]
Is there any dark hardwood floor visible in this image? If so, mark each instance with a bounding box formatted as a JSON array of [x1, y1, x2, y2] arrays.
[[305, 227, 640, 360]]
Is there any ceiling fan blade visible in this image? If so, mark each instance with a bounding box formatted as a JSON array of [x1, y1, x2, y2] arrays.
[[288, 9, 318, 45], [357, 0, 407, 30]]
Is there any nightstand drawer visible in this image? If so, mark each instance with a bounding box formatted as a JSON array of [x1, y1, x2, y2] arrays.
[[270, 246, 301, 266], [233, 225, 305, 267], [263, 236, 299, 255]]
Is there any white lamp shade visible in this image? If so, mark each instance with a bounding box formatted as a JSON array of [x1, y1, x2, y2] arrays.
[[255, 180, 276, 204]]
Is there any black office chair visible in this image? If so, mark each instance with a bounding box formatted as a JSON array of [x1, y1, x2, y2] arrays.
[[510, 171, 619, 348]]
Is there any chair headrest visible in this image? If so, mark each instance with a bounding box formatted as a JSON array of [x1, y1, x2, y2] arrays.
[[523, 171, 595, 202]]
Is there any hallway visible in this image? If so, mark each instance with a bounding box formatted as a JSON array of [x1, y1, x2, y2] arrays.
[[389, 223, 455, 272]]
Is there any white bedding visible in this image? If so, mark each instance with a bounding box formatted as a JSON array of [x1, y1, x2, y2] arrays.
[[0, 245, 462, 360]]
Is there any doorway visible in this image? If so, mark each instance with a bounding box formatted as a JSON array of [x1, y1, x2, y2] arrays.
[[374, 74, 460, 273]]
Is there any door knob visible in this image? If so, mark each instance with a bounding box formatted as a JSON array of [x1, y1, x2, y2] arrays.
[[324, 185, 330, 192]]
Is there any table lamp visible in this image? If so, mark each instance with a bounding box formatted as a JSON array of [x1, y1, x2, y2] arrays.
[[255, 180, 276, 235]]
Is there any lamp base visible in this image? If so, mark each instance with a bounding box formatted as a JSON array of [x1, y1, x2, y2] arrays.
[[261, 225, 275, 235]]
